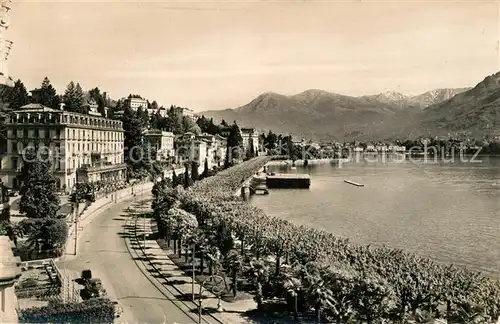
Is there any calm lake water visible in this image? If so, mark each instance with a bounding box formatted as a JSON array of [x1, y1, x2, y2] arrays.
[[250, 155, 500, 278]]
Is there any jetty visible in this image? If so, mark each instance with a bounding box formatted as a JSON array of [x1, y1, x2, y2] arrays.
[[266, 173, 311, 189], [249, 176, 269, 195], [344, 180, 364, 187]]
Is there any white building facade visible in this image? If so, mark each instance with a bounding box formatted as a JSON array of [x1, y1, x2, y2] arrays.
[[144, 130, 175, 162], [0, 104, 126, 192]]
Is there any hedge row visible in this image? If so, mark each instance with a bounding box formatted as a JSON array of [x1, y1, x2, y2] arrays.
[[18, 298, 115, 323], [157, 157, 500, 323]]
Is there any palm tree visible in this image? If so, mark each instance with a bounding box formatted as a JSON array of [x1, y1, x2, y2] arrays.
[[245, 259, 269, 310], [224, 251, 242, 297], [302, 264, 334, 323], [284, 276, 303, 319]]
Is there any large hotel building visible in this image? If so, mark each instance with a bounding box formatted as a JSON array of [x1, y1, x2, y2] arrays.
[[0, 104, 126, 193]]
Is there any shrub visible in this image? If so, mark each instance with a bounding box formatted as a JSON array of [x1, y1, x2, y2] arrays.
[[19, 297, 115, 323]]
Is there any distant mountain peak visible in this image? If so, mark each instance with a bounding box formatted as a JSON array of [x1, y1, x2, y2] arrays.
[[297, 89, 332, 96], [200, 74, 493, 141]]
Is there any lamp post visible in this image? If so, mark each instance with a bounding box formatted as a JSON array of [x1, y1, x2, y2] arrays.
[[143, 186, 146, 249], [191, 244, 196, 302]]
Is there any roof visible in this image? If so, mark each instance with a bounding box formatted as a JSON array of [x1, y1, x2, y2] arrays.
[[145, 129, 174, 137], [16, 103, 59, 112]]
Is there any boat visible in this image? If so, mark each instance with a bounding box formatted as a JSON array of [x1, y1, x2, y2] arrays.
[[344, 180, 364, 187]]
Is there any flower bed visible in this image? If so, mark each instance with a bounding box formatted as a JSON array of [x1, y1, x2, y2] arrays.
[[19, 297, 115, 323], [152, 157, 500, 323]]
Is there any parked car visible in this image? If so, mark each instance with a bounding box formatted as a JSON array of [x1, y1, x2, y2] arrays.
[[6, 189, 18, 197], [111, 301, 122, 318]]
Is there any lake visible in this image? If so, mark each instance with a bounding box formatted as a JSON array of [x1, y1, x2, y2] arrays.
[[250, 155, 500, 278]]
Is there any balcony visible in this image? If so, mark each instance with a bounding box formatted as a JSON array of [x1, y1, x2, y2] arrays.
[[78, 163, 127, 175]]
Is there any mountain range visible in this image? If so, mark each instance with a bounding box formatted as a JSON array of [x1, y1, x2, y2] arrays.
[[201, 73, 500, 140]]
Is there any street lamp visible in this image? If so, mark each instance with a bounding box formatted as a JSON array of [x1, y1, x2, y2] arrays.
[[191, 243, 196, 302]]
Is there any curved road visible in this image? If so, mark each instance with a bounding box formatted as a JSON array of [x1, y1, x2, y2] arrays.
[[58, 194, 197, 324]]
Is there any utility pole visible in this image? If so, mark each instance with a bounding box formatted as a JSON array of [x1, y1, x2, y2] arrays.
[[74, 202, 78, 255], [142, 184, 146, 248], [192, 244, 196, 302]]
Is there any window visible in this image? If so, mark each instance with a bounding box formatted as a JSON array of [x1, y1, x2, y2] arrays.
[[11, 141, 16, 153], [23, 129, 28, 138], [11, 157, 18, 169]]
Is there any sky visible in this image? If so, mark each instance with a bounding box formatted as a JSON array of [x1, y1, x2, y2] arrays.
[[5, 0, 500, 111]]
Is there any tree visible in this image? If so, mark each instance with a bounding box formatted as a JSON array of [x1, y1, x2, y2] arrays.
[[63, 81, 84, 113], [37, 77, 59, 108], [246, 134, 256, 160], [245, 259, 269, 310], [18, 149, 60, 218], [224, 251, 242, 297], [107, 99, 123, 119], [196, 115, 209, 132], [171, 169, 178, 187], [182, 116, 201, 135], [203, 158, 209, 178], [63, 81, 75, 111], [150, 111, 161, 129], [207, 118, 220, 135], [74, 83, 85, 113], [166, 106, 184, 134], [284, 276, 303, 319], [0, 205, 10, 222], [123, 106, 146, 171], [0, 219, 20, 246], [264, 131, 278, 151], [150, 100, 159, 111], [69, 183, 92, 218], [183, 164, 191, 189], [191, 161, 199, 182], [89, 87, 106, 117], [137, 107, 149, 124], [18, 217, 68, 257], [225, 122, 243, 167], [4, 79, 29, 109]]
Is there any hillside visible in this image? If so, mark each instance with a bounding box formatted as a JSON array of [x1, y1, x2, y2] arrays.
[[202, 87, 471, 140], [418, 72, 500, 137]]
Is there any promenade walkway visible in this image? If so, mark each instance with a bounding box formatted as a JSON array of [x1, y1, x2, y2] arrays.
[[128, 209, 258, 324]]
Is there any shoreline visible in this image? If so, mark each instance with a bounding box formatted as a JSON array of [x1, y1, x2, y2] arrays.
[[266, 158, 348, 166], [155, 157, 500, 322], [233, 165, 265, 196]]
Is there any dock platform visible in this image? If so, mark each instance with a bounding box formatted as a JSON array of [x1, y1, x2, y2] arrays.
[[249, 176, 269, 194], [266, 173, 311, 189]]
